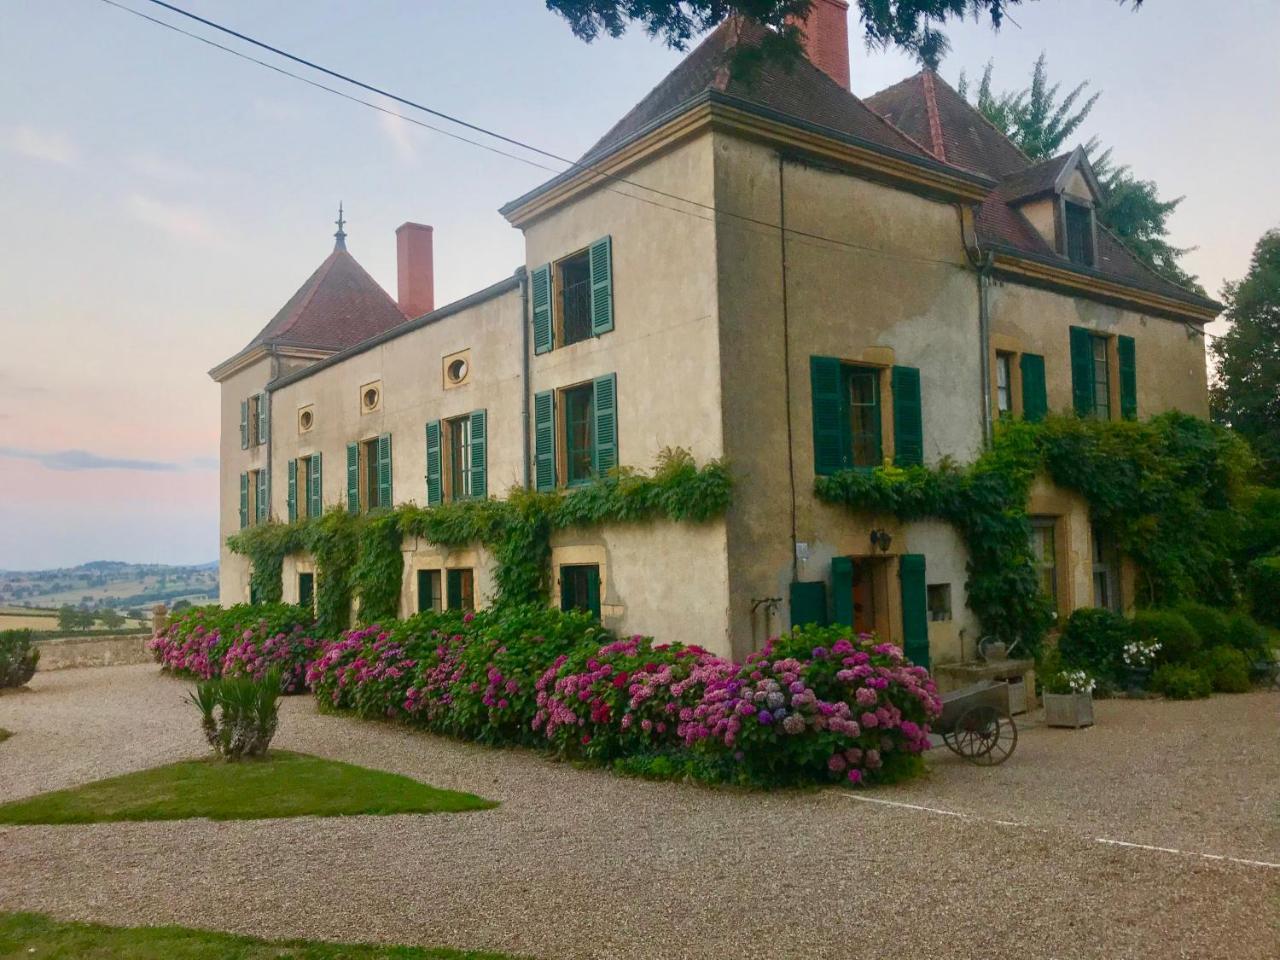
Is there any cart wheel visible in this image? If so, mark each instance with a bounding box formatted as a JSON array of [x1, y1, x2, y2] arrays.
[[952, 705, 1018, 766]]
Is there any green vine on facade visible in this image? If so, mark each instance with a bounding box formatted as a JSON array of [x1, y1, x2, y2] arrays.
[[228, 449, 733, 637], [816, 413, 1252, 651]]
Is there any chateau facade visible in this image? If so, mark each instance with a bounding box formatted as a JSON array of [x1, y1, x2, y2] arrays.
[[213, 1, 1216, 662]]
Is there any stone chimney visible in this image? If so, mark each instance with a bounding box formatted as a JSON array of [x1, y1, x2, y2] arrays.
[[396, 222, 435, 319], [790, 0, 851, 91]]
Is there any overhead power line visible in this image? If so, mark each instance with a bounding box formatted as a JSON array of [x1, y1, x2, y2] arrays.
[[89, 0, 984, 271]]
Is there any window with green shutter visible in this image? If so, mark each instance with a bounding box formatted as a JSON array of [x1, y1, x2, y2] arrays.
[[286, 459, 298, 522], [239, 472, 249, 529], [376, 433, 392, 509], [891, 365, 924, 467], [1069, 326, 1098, 417], [898, 554, 930, 668], [1117, 335, 1137, 420], [255, 469, 268, 524], [446, 415, 472, 500], [531, 263, 553, 355], [346, 442, 359, 514], [592, 374, 617, 478], [563, 383, 594, 486], [256, 393, 268, 446], [239, 400, 249, 450], [831, 556, 854, 627], [589, 236, 613, 336], [847, 367, 882, 467], [446, 568, 474, 611], [1020, 353, 1048, 422], [789, 580, 828, 629], [417, 569, 442, 613], [533, 390, 556, 491], [307, 453, 322, 519], [469, 409, 487, 499], [810, 356, 849, 475], [425, 420, 442, 506]]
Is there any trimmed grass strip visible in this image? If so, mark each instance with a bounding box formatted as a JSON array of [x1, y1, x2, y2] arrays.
[[0, 912, 523, 959], [0, 751, 495, 824]]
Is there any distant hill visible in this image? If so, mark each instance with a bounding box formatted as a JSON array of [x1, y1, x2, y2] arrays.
[[0, 561, 218, 613]]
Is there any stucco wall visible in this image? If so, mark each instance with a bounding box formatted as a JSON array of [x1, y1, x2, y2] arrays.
[[986, 280, 1209, 419], [711, 133, 984, 656], [218, 355, 274, 605]]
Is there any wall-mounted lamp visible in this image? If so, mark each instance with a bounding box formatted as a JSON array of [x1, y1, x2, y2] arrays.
[[869, 529, 893, 554]]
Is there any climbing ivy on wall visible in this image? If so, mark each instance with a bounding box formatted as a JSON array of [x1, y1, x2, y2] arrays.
[[228, 449, 733, 638], [815, 412, 1253, 652]]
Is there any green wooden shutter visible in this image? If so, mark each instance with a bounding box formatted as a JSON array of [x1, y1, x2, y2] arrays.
[[810, 356, 848, 476], [239, 400, 249, 449], [257, 393, 268, 445], [586, 566, 601, 619], [1020, 353, 1048, 423], [1117, 335, 1137, 421], [424, 421, 442, 506], [831, 557, 854, 627], [256, 469, 269, 523], [1069, 326, 1094, 417], [376, 433, 392, 509], [534, 390, 556, 491], [589, 236, 614, 336], [309, 454, 323, 518], [239, 472, 249, 529], [892, 365, 924, 467], [531, 263, 553, 355], [899, 553, 930, 668], [592, 373, 617, 477], [789, 581, 828, 628], [446, 569, 463, 610], [346, 442, 359, 514], [286, 459, 297, 522], [469, 409, 488, 499]]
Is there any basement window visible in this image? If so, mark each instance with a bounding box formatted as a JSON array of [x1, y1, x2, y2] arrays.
[[927, 583, 952, 622]]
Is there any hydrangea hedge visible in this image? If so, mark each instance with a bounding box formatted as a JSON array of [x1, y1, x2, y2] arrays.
[[306, 607, 941, 788], [150, 603, 319, 694]]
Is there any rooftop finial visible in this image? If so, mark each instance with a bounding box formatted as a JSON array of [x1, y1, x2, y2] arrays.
[[333, 202, 347, 251]]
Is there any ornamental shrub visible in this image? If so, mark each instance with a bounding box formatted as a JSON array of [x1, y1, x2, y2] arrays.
[[1150, 664, 1212, 700], [187, 669, 282, 760], [0, 629, 39, 688], [150, 603, 318, 692], [1224, 611, 1271, 658], [1130, 610, 1200, 666], [1057, 609, 1130, 682], [1173, 602, 1232, 650], [1248, 556, 1280, 628], [1203, 646, 1251, 693], [307, 611, 941, 788]]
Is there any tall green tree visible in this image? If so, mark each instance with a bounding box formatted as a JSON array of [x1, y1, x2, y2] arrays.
[[1211, 230, 1280, 484], [958, 55, 1200, 292], [545, 1, 1142, 69]]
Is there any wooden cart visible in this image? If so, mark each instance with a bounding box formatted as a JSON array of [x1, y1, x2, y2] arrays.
[[937, 680, 1018, 765]]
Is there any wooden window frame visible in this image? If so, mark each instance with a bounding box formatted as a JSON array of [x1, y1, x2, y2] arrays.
[[559, 563, 601, 619], [554, 246, 593, 349], [1030, 516, 1061, 609], [416, 568, 443, 614], [444, 415, 473, 502], [446, 568, 475, 611], [844, 364, 884, 468], [558, 381, 596, 487]]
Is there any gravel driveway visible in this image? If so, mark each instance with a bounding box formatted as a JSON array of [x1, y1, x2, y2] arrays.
[[1, 665, 1276, 960]]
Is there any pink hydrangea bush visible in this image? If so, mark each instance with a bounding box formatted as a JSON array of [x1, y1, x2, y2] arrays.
[[150, 603, 319, 693]]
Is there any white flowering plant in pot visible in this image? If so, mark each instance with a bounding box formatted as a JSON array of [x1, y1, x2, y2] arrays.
[[1043, 669, 1096, 728], [1122, 639, 1161, 668]]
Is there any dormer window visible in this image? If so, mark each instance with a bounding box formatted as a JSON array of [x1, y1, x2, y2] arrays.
[[1064, 201, 1095, 267]]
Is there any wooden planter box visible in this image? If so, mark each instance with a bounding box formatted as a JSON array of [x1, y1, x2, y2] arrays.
[[1044, 691, 1094, 729]]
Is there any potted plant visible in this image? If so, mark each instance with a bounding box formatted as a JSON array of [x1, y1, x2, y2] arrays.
[[1043, 669, 1096, 728], [1121, 638, 1161, 694]]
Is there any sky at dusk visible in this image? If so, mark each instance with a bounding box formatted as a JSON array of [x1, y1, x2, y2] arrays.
[[2, 0, 1276, 570]]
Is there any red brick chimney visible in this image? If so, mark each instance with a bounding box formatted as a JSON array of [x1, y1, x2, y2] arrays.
[[396, 222, 435, 318], [790, 0, 851, 91]]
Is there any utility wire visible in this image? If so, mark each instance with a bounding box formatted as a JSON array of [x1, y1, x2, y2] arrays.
[[94, 0, 971, 271]]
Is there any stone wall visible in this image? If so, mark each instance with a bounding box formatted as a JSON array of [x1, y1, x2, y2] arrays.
[[34, 634, 153, 671]]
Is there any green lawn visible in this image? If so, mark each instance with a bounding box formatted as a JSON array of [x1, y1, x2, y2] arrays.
[[0, 912, 523, 959], [0, 751, 495, 825]]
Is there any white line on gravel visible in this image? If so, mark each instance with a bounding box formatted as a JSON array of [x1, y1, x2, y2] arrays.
[[842, 793, 1280, 870]]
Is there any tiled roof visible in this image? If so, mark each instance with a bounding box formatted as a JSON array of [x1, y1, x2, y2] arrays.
[[580, 17, 937, 165], [867, 70, 1214, 310], [239, 245, 405, 355]]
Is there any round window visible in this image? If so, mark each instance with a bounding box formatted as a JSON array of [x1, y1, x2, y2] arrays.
[[363, 387, 379, 409], [299, 409, 314, 430], [447, 358, 469, 383]]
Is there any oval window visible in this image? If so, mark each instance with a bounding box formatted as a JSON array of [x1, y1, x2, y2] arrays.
[[299, 409, 314, 430], [362, 387, 379, 410], [447, 358, 469, 383]]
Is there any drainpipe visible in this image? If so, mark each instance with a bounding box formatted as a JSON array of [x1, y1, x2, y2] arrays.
[[958, 206, 995, 446], [265, 347, 279, 518], [516, 266, 531, 489], [778, 155, 798, 581]]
